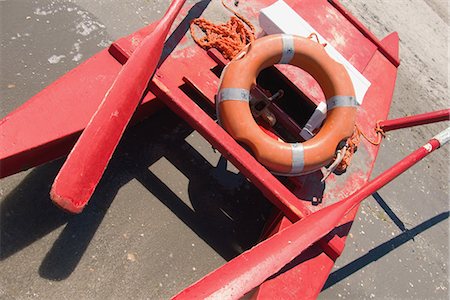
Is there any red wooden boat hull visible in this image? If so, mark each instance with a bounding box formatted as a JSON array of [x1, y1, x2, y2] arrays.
[[0, 0, 400, 298]]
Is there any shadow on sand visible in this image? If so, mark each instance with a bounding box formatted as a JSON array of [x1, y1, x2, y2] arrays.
[[323, 211, 449, 290], [1, 110, 272, 280]]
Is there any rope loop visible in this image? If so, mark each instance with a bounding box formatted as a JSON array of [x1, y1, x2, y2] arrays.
[[335, 123, 386, 173], [307, 32, 327, 47]]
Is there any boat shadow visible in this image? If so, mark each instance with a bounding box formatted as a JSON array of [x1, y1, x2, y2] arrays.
[[1, 110, 272, 281], [322, 210, 450, 290]]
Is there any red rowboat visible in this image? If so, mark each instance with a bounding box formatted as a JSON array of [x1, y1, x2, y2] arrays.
[[1, 0, 448, 298]]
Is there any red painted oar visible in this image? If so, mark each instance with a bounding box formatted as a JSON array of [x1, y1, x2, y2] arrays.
[[173, 127, 449, 299], [50, 0, 187, 213]]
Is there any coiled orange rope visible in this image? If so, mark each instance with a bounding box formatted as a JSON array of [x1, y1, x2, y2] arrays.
[[190, 0, 255, 60]]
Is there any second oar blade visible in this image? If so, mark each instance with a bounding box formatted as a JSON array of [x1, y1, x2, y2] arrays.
[[50, 0, 187, 213]]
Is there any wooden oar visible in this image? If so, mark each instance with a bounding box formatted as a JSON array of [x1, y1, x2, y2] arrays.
[[50, 0, 187, 213], [173, 127, 449, 299]]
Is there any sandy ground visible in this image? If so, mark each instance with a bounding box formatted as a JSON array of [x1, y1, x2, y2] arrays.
[[321, 1, 449, 299], [1, 0, 449, 299]]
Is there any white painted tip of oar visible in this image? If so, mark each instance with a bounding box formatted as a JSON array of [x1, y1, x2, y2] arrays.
[[433, 127, 450, 146]]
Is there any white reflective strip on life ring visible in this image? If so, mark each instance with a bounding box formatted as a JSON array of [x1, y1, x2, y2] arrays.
[[279, 34, 295, 64], [327, 95, 358, 111], [291, 143, 305, 173], [218, 88, 250, 103]]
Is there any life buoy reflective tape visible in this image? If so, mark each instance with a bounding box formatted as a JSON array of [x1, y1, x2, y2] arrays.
[[217, 34, 357, 175]]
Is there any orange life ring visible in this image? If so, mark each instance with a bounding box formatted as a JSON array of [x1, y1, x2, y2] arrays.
[[217, 34, 358, 175]]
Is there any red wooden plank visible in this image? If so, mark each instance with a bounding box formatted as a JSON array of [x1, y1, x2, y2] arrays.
[[151, 76, 310, 221]]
